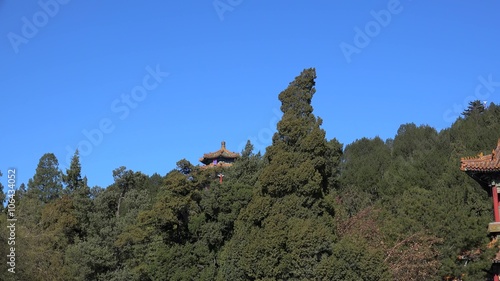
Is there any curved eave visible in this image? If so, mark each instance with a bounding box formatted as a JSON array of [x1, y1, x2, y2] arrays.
[[202, 151, 240, 159], [199, 162, 234, 169], [463, 170, 500, 191], [460, 138, 500, 191], [200, 157, 238, 165], [200, 151, 240, 164]]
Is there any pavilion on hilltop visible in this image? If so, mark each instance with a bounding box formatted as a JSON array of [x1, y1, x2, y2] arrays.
[[199, 141, 239, 169]]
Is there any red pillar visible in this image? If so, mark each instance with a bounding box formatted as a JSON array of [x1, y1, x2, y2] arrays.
[[493, 186, 500, 222], [493, 185, 500, 281]]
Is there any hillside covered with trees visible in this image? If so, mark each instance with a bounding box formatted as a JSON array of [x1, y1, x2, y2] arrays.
[[2, 68, 500, 280]]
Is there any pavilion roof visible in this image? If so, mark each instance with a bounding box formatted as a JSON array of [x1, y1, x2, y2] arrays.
[[199, 141, 239, 164], [460, 139, 500, 172]]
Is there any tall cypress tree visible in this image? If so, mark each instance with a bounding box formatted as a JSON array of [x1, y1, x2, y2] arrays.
[[258, 68, 333, 198], [219, 68, 346, 280]]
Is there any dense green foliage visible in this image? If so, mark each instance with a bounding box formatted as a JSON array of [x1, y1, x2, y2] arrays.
[[1, 69, 500, 280]]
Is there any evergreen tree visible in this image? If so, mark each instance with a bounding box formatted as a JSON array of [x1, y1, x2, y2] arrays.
[[462, 100, 485, 117], [62, 150, 84, 194], [219, 68, 344, 280], [62, 150, 92, 238], [176, 158, 194, 175], [259, 68, 334, 197], [67, 184, 120, 280], [339, 136, 391, 215], [113, 166, 147, 218], [225, 140, 263, 186], [241, 140, 254, 158], [17, 182, 27, 203], [17, 153, 64, 278], [124, 167, 203, 280], [27, 153, 63, 204]]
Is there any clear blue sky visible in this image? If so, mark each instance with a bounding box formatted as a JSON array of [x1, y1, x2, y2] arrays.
[[1, 0, 500, 190]]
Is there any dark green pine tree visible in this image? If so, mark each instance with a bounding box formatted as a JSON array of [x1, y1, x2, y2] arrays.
[[462, 100, 485, 117], [339, 136, 391, 216], [16, 154, 67, 280], [218, 68, 366, 280], [62, 150, 92, 237], [225, 140, 263, 186], [176, 158, 194, 175], [27, 153, 63, 204], [112, 166, 148, 218], [17, 183, 27, 202], [63, 150, 84, 194]]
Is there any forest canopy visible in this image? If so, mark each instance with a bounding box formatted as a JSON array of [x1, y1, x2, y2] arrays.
[[2, 69, 500, 281]]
